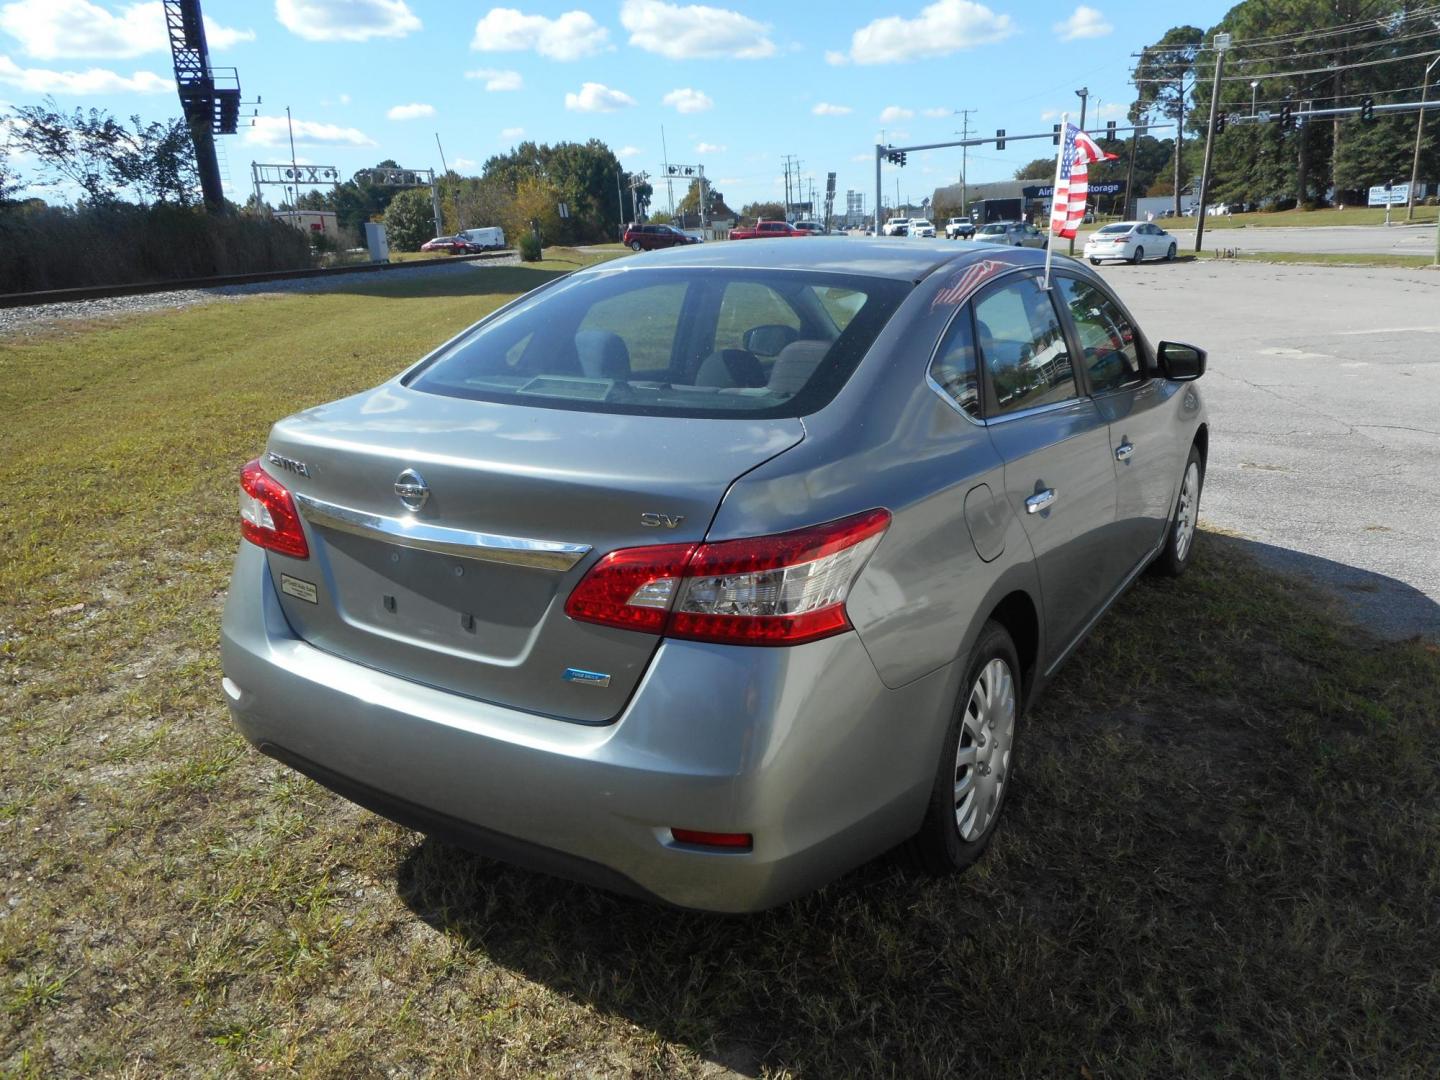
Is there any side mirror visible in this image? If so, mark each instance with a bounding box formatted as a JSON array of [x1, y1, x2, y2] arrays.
[[1157, 340, 1206, 381]]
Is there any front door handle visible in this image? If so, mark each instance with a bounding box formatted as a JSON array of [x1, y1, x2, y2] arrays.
[[1115, 441, 1135, 462], [1025, 488, 1057, 514]]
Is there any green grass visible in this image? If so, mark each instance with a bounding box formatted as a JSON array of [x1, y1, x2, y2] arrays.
[[1236, 251, 1437, 269], [1202, 205, 1439, 229], [2, 256, 1439, 1076]]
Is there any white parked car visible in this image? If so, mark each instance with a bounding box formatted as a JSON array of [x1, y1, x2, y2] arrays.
[[1083, 221, 1179, 265], [883, 217, 912, 236], [944, 216, 975, 239], [909, 219, 937, 238]]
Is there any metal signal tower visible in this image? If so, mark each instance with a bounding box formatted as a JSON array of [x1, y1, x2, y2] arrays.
[[163, 0, 242, 213]]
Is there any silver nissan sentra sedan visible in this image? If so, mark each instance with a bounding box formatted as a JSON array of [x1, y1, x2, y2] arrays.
[[222, 238, 1208, 912]]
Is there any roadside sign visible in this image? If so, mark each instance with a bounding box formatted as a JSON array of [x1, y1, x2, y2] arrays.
[[1369, 183, 1409, 206]]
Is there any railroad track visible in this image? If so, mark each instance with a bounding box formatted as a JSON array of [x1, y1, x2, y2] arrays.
[[0, 249, 515, 310]]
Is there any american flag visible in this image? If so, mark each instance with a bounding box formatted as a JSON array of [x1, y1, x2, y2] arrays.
[[930, 258, 1013, 312], [1049, 123, 1117, 240]]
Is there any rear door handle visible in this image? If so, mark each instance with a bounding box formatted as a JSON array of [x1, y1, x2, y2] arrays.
[[1025, 488, 1057, 514], [1115, 441, 1135, 462]]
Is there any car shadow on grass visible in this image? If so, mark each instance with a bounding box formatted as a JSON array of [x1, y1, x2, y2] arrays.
[[392, 531, 1440, 1078]]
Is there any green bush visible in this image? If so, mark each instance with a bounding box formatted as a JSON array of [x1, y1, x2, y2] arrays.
[[517, 231, 542, 262], [383, 187, 437, 252], [0, 203, 313, 293]]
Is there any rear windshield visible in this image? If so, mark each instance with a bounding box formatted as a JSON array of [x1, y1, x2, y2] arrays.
[[406, 267, 910, 418], [978, 224, 1006, 234], [1097, 224, 1133, 234]]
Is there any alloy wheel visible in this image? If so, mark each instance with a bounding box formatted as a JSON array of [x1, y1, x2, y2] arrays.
[[953, 657, 1017, 842]]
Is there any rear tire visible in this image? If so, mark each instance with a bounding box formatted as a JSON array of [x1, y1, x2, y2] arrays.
[[1089, 257, 1101, 265], [1154, 445, 1204, 577], [1131, 245, 1144, 264], [907, 621, 1021, 876], [630, 241, 643, 252]]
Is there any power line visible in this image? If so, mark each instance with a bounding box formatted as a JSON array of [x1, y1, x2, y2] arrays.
[[1220, 45, 1440, 82]]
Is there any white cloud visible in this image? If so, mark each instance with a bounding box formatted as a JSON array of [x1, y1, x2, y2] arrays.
[[451, 156, 477, 169], [1040, 108, 1059, 121], [277, 0, 419, 42], [695, 141, 725, 153], [621, 0, 774, 59], [880, 105, 914, 122], [500, 125, 524, 139], [662, 87, 713, 114], [838, 0, 1013, 65], [1098, 101, 1124, 118], [824, 49, 848, 65], [1054, 5, 1112, 41], [0, 0, 252, 59], [812, 102, 852, 116], [244, 114, 376, 148], [387, 102, 434, 120], [472, 8, 608, 60], [922, 106, 949, 118], [616, 144, 642, 157], [464, 67, 523, 91], [564, 81, 634, 112], [0, 52, 169, 92]]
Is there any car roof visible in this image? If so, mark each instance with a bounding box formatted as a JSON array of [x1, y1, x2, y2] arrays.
[[578, 236, 1055, 282]]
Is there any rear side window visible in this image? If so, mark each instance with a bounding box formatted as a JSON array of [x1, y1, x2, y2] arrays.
[[973, 276, 1078, 416], [929, 310, 981, 418], [407, 268, 910, 419]]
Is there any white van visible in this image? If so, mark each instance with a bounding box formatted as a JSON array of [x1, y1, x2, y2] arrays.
[[458, 226, 507, 250]]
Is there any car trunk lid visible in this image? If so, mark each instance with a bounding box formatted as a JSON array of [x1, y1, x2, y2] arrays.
[[261, 384, 804, 723]]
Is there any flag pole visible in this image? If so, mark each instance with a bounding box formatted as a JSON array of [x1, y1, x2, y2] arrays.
[[1043, 112, 1068, 290]]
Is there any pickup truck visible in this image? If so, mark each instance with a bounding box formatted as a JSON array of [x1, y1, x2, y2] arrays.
[[731, 220, 809, 240]]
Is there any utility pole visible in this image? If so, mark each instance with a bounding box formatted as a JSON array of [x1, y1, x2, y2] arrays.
[[954, 107, 976, 213], [1408, 54, 1438, 221], [1068, 88, 1090, 254], [1124, 121, 1140, 220], [1173, 77, 1185, 218], [616, 169, 624, 236], [1194, 32, 1230, 252], [435, 132, 458, 231]]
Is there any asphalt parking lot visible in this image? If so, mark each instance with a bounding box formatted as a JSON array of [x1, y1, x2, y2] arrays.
[[1170, 222, 1437, 256], [1094, 258, 1440, 640]]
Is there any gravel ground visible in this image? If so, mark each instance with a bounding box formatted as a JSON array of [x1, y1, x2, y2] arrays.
[[0, 254, 519, 338]]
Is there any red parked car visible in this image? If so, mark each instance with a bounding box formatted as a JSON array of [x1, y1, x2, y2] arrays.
[[622, 223, 702, 251], [730, 220, 809, 240], [420, 236, 475, 255]]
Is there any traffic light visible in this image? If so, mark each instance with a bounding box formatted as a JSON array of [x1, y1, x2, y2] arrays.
[[1360, 96, 1374, 122], [886, 149, 907, 166], [1279, 103, 1293, 131], [1215, 112, 1227, 135], [1052, 123, 1062, 146], [995, 128, 1006, 150], [1106, 120, 1117, 139]]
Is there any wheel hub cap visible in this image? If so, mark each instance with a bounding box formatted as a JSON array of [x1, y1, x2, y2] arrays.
[[953, 658, 1017, 842], [1175, 461, 1199, 561]]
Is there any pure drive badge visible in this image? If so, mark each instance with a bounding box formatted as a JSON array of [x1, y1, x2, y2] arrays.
[[562, 668, 611, 688]]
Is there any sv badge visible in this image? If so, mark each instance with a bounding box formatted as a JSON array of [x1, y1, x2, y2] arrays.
[[640, 512, 685, 529]]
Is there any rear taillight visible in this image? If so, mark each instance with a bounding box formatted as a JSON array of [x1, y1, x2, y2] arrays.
[[564, 509, 889, 646], [239, 458, 309, 558]]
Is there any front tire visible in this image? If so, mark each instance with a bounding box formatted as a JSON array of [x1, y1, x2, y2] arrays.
[[1089, 257, 1101, 265], [907, 621, 1021, 876], [630, 241, 643, 252], [1131, 245, 1145, 264], [1154, 445, 1204, 577], [1166, 243, 1177, 261]]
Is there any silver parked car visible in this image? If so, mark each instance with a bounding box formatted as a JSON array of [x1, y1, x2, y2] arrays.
[[223, 239, 1209, 913], [975, 220, 1049, 249]]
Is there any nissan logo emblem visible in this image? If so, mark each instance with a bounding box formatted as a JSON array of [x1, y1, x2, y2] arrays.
[[394, 468, 429, 512]]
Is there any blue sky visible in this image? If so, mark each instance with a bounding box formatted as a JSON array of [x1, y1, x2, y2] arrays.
[[0, 0, 1232, 210]]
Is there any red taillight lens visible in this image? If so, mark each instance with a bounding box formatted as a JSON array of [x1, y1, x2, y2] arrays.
[[239, 458, 309, 558], [564, 509, 889, 647], [671, 829, 753, 850]]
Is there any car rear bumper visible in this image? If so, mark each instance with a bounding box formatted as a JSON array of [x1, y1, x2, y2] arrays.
[[220, 544, 952, 912]]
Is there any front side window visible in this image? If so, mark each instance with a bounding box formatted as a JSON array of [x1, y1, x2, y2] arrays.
[[973, 276, 1077, 416], [1056, 277, 1144, 393], [407, 268, 910, 418]]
